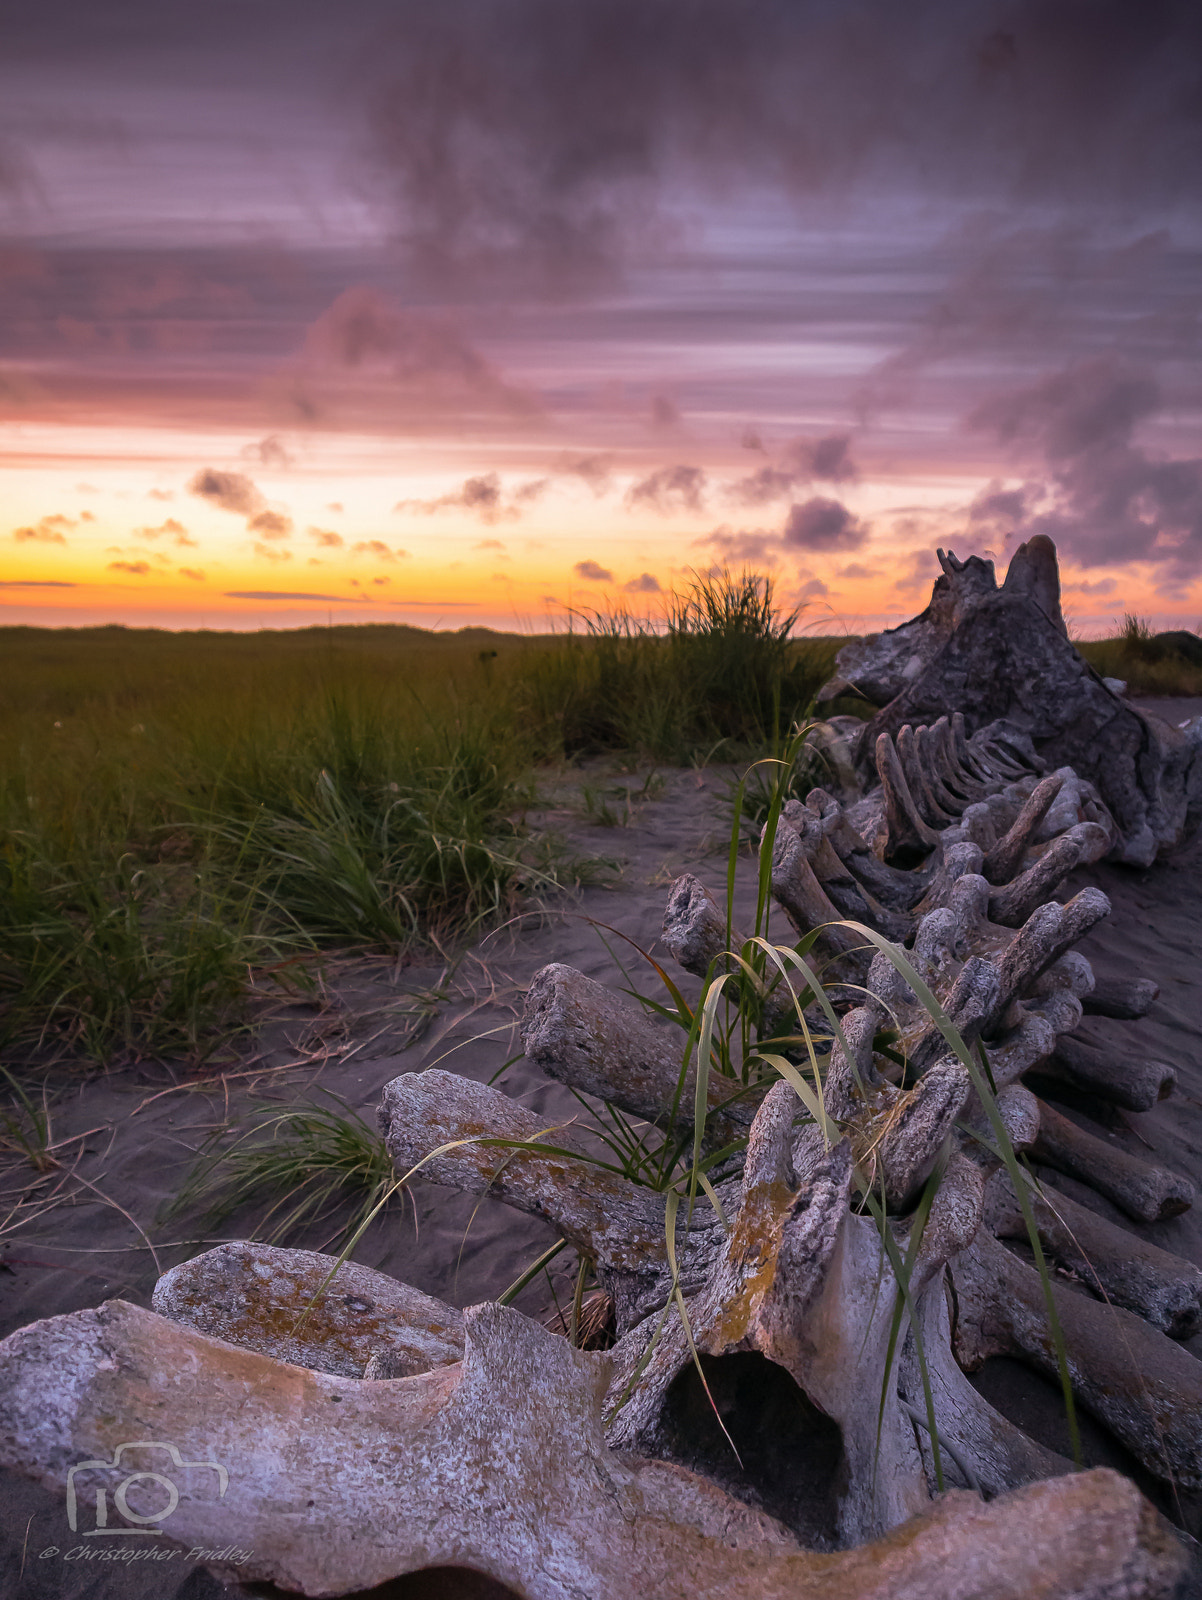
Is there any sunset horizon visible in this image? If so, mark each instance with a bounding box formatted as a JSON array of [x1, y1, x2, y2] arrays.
[[3, 1, 1200, 639]]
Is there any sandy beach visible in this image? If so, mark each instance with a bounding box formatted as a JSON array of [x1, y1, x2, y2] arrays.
[[3, 723, 1201, 1599]]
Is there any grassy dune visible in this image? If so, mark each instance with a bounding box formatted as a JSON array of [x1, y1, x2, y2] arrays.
[[0, 576, 842, 1067]]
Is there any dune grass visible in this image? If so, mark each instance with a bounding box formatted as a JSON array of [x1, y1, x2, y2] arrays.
[[0, 624, 543, 1065], [1077, 615, 1202, 696], [0, 578, 848, 1068]]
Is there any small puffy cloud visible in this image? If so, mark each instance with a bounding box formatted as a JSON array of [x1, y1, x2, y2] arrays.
[[396, 472, 514, 524], [248, 510, 293, 539], [782, 497, 868, 552], [574, 559, 614, 582], [626, 464, 707, 514], [556, 454, 615, 495], [966, 480, 1045, 541], [475, 538, 506, 551], [13, 514, 77, 544], [134, 518, 195, 547], [243, 434, 293, 468], [624, 572, 662, 593], [309, 526, 343, 547], [253, 543, 293, 563], [326, 501, 343, 512], [352, 539, 406, 561], [1063, 576, 1118, 596], [108, 560, 150, 576], [740, 428, 765, 452], [727, 435, 859, 508], [726, 466, 801, 508], [697, 527, 780, 566], [786, 434, 858, 483], [147, 488, 174, 501], [837, 562, 875, 581], [178, 567, 206, 581], [797, 576, 830, 598], [372, 576, 391, 586], [188, 468, 264, 517]]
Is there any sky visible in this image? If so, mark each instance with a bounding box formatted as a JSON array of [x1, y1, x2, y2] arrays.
[[2, 0, 1201, 636]]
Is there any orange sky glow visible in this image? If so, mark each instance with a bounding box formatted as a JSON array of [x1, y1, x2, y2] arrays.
[[3, 3, 1201, 639]]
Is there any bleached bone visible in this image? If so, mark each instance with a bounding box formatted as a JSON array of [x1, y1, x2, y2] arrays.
[[661, 872, 740, 977], [986, 822, 1110, 927], [770, 819, 876, 967], [897, 724, 955, 825], [380, 1067, 743, 1334], [1031, 1099, 1195, 1224], [983, 1170, 1202, 1339], [1082, 975, 1160, 1020], [152, 1242, 464, 1378], [776, 801, 915, 940], [1035, 1032, 1176, 1112], [981, 770, 1066, 884], [602, 1104, 981, 1547], [806, 786, 930, 909], [952, 1226, 1202, 1490], [875, 731, 941, 854], [522, 961, 759, 1149], [0, 1297, 1184, 1600]]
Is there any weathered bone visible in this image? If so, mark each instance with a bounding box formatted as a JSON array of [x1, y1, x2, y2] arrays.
[[1082, 975, 1160, 1020], [986, 823, 1109, 927], [1031, 1099, 1195, 1224], [875, 731, 941, 855], [152, 1241, 465, 1377], [0, 1297, 1184, 1600], [1035, 1031, 1176, 1112], [981, 770, 1066, 884], [897, 723, 955, 825], [952, 1226, 1202, 1489], [522, 961, 759, 1147], [983, 1170, 1202, 1339]]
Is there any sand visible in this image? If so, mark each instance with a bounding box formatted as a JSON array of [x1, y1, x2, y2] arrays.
[[2, 727, 1201, 1599]]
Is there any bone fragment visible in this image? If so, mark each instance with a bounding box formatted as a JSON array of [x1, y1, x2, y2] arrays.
[[1031, 1099, 1194, 1223], [952, 1227, 1202, 1490], [1081, 976, 1160, 1020], [661, 871, 735, 977], [521, 962, 760, 1147], [982, 771, 1066, 884], [983, 1170, 1202, 1339], [875, 732, 940, 855], [985, 889, 1111, 1032], [875, 1056, 971, 1210], [0, 1298, 1184, 1600], [379, 1068, 673, 1276], [897, 724, 955, 825], [770, 819, 874, 964], [152, 1242, 465, 1378], [987, 823, 1108, 928], [1037, 1031, 1176, 1112]]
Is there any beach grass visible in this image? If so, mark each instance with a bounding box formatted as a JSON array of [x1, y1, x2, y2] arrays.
[[1077, 615, 1202, 695], [0, 577, 846, 1068]]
